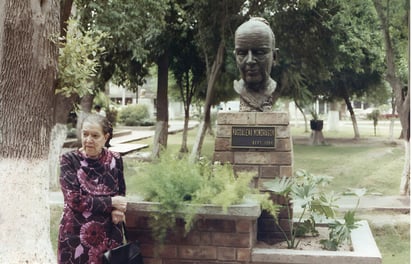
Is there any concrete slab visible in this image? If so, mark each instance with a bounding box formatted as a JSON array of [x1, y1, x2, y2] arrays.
[[294, 195, 410, 214], [252, 221, 382, 264], [335, 195, 409, 212], [109, 143, 149, 155]]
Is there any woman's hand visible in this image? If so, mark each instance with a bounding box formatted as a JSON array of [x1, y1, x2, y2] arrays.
[[111, 209, 125, 224], [111, 196, 127, 213]]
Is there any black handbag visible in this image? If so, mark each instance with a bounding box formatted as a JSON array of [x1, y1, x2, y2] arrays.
[[103, 223, 144, 264]]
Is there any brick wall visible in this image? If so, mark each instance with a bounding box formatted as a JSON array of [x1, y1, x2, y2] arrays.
[[126, 202, 261, 263]]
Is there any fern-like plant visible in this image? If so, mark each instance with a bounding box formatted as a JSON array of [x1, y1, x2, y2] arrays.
[[132, 151, 278, 243]]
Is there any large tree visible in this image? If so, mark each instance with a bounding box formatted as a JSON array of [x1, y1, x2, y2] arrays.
[[169, 13, 206, 153], [372, 0, 410, 195], [0, 0, 59, 262]]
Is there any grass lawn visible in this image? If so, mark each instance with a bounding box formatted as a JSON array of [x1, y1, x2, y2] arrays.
[[292, 140, 404, 195], [372, 223, 410, 264]]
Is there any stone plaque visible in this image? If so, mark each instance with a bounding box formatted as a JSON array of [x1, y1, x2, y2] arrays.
[[231, 126, 276, 149]]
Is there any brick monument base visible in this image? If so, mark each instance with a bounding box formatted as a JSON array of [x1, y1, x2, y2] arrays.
[[213, 111, 294, 244]]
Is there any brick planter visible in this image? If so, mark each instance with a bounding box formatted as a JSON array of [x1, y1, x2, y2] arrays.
[[125, 197, 262, 264], [125, 198, 381, 264]]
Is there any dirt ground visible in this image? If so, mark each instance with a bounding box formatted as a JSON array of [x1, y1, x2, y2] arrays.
[[256, 227, 352, 251]]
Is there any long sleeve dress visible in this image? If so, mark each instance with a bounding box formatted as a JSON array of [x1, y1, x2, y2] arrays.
[[58, 149, 126, 264]]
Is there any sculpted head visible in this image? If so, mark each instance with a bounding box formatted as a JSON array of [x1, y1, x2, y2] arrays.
[[234, 17, 276, 92]]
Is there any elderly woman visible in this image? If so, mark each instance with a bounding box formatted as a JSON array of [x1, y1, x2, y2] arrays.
[[58, 114, 127, 264]]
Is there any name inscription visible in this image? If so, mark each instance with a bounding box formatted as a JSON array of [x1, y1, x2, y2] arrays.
[[231, 126, 276, 149]]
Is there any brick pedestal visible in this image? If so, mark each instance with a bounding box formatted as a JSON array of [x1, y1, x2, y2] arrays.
[[213, 112, 294, 244]]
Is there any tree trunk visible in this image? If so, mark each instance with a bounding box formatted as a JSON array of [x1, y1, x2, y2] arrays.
[[342, 90, 360, 139], [152, 52, 169, 158], [179, 71, 193, 154], [180, 109, 190, 153], [48, 123, 68, 190], [190, 40, 225, 161], [373, 0, 410, 195], [0, 0, 59, 262], [60, 0, 74, 39], [388, 94, 396, 140], [400, 141, 410, 195]]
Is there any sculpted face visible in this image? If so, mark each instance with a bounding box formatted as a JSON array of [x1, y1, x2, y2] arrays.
[[235, 20, 275, 91]]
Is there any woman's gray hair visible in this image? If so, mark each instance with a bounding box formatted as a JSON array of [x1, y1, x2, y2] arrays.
[[82, 114, 113, 147]]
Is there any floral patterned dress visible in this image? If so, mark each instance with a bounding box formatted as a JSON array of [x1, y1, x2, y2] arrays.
[[58, 149, 126, 264]]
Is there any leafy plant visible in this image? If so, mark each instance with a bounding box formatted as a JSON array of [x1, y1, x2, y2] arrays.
[[310, 108, 319, 121], [56, 18, 107, 98], [320, 188, 365, 250], [264, 169, 339, 249], [133, 151, 278, 243]]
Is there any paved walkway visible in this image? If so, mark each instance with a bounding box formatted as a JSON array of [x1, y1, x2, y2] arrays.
[[111, 120, 200, 144]]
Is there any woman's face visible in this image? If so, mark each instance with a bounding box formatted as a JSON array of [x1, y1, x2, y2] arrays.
[[81, 121, 108, 158]]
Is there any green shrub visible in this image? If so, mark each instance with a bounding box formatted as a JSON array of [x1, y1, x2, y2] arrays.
[[118, 104, 150, 126]]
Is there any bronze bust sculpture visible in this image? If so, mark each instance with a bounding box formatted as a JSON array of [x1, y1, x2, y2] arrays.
[[234, 17, 277, 112]]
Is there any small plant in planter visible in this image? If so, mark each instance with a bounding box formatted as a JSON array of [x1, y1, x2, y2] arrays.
[[132, 151, 279, 243], [264, 169, 360, 250], [320, 188, 365, 250], [310, 109, 323, 131]]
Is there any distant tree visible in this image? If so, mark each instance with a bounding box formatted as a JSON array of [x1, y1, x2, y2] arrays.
[[324, 0, 385, 139], [147, 1, 180, 158], [0, 1, 59, 262], [190, 0, 245, 161], [169, 13, 206, 153], [266, 0, 386, 139]]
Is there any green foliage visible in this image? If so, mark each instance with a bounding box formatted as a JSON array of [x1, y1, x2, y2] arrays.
[[56, 19, 107, 97], [132, 151, 277, 243], [75, 0, 169, 89], [320, 188, 365, 250], [118, 104, 151, 126], [264, 169, 341, 249], [320, 210, 359, 250], [310, 109, 319, 121], [367, 109, 380, 123]]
